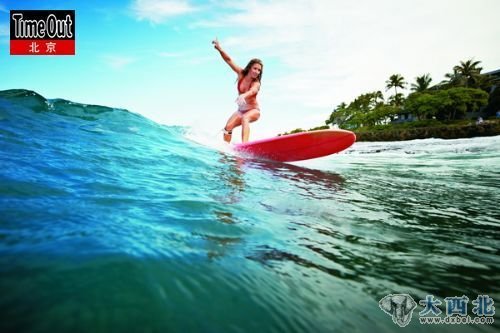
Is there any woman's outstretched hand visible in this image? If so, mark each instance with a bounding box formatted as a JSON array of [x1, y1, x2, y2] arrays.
[[212, 38, 221, 51]]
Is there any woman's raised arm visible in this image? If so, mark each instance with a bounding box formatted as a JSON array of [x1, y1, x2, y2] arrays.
[[212, 38, 242, 75]]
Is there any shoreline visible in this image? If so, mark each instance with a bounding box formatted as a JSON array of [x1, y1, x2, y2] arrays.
[[354, 120, 500, 142]]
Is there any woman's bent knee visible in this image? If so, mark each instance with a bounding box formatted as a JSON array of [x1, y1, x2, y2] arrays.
[[242, 110, 260, 123]]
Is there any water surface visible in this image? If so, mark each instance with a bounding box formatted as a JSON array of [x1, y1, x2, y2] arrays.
[[1, 89, 498, 332]]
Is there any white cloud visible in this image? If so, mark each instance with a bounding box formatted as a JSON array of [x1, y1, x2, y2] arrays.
[[131, 0, 198, 23], [102, 55, 137, 70], [156, 50, 212, 66], [201, 0, 500, 130], [205, 1, 370, 106]]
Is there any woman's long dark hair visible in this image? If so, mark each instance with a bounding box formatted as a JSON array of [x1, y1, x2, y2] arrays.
[[242, 58, 263, 82]]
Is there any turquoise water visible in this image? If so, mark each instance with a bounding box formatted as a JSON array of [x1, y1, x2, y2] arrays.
[[0, 89, 499, 332]]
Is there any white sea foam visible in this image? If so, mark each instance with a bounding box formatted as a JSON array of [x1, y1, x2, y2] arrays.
[[183, 125, 234, 155]]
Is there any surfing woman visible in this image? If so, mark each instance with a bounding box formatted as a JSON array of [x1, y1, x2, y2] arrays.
[[212, 38, 263, 143]]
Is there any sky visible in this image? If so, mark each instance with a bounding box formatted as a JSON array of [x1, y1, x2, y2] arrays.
[[1, 0, 500, 140]]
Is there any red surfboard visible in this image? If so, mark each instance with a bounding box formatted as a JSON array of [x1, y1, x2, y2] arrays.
[[233, 129, 356, 162]]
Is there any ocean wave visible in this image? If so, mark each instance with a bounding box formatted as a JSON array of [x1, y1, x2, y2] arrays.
[[1, 89, 499, 333]]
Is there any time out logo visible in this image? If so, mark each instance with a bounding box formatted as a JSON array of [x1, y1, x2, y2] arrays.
[[10, 10, 75, 55]]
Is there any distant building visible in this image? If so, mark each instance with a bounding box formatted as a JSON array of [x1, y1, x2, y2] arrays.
[[391, 113, 416, 124], [391, 68, 500, 123], [485, 69, 500, 77], [485, 69, 500, 93]]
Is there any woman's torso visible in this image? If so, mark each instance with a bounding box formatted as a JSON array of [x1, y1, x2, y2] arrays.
[[237, 76, 259, 111]]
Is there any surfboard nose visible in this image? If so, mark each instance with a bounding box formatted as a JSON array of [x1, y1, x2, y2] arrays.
[[233, 129, 356, 162]]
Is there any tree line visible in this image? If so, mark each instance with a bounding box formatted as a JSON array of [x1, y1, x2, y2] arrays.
[[324, 59, 499, 130]]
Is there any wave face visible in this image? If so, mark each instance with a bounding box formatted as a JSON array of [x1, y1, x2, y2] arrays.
[[1, 89, 499, 332]]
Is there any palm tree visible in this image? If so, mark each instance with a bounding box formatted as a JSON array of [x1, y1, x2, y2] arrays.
[[326, 102, 348, 126], [388, 93, 405, 107], [336, 102, 348, 111], [442, 69, 465, 88], [453, 59, 483, 88], [411, 74, 432, 92], [385, 74, 407, 96], [373, 90, 385, 105]]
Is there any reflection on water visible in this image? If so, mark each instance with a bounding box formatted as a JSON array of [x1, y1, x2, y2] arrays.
[[195, 233, 242, 261], [247, 158, 344, 185], [210, 150, 500, 332], [206, 154, 347, 266], [213, 210, 236, 224], [213, 153, 246, 205], [212, 153, 345, 205], [242, 157, 346, 200]]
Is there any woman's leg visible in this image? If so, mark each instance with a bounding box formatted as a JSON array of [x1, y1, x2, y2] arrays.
[[241, 109, 260, 143], [223, 111, 242, 143]]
